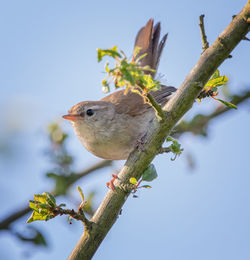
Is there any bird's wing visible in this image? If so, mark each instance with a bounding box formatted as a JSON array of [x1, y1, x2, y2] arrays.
[[101, 85, 176, 117]]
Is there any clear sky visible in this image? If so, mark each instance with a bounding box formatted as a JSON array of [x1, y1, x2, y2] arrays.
[[0, 0, 249, 259]]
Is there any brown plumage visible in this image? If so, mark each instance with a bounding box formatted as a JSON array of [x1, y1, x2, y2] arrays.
[[101, 18, 175, 117], [101, 85, 176, 116], [63, 19, 176, 160]]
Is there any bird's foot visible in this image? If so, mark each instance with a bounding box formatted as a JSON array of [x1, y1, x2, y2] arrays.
[[134, 133, 147, 152]]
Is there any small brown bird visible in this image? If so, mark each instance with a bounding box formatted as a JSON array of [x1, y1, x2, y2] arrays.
[[63, 19, 176, 160]]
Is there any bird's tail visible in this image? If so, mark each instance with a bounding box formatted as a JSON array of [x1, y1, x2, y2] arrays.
[[133, 18, 168, 78]]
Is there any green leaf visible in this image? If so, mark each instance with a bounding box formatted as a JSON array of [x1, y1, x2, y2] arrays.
[[115, 79, 126, 88], [102, 79, 110, 93], [205, 75, 228, 88], [140, 185, 152, 189], [29, 202, 49, 215], [105, 61, 110, 73], [142, 65, 155, 73], [44, 192, 56, 207], [123, 71, 136, 85], [133, 46, 142, 58], [129, 177, 138, 185], [215, 98, 238, 109], [141, 164, 158, 182], [170, 142, 182, 154], [34, 194, 47, 204], [149, 84, 161, 92], [58, 203, 66, 208], [37, 203, 51, 209], [166, 136, 184, 159], [27, 210, 51, 223], [131, 88, 142, 96], [210, 69, 220, 80], [135, 53, 147, 63], [27, 192, 57, 223], [29, 201, 39, 211], [120, 49, 127, 58], [166, 136, 175, 142], [77, 186, 85, 202], [97, 46, 122, 62]]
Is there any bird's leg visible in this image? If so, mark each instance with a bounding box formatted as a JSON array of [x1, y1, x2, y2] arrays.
[[107, 174, 120, 191]]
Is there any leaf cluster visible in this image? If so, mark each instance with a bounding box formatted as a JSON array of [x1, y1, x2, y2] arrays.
[[27, 192, 64, 223], [129, 164, 158, 193], [166, 137, 184, 161], [27, 186, 92, 224], [97, 46, 161, 96], [198, 69, 237, 109]]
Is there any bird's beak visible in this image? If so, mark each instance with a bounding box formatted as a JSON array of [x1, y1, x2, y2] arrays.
[[62, 114, 82, 121]]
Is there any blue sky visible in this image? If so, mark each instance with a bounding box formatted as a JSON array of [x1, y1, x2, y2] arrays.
[[0, 0, 249, 259]]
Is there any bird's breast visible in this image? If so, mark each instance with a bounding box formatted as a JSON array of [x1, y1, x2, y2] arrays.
[[71, 111, 154, 160]]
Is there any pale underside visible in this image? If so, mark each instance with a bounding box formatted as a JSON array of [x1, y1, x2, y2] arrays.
[[71, 87, 176, 160]]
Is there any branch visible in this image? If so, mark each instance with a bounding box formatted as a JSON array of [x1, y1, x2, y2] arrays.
[[2, 90, 249, 233], [53, 207, 89, 224], [0, 160, 112, 230], [58, 159, 112, 190], [68, 2, 250, 259], [174, 90, 250, 136]]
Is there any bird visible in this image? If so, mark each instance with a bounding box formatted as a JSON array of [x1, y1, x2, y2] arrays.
[[63, 19, 176, 160]]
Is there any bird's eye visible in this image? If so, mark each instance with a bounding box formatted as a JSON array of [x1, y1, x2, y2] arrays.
[[86, 109, 94, 116]]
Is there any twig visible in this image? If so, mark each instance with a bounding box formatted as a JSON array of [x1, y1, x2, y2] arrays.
[[52, 207, 91, 228], [174, 90, 250, 136], [136, 81, 165, 120], [146, 92, 165, 120], [199, 14, 209, 52], [0, 207, 31, 230], [68, 160, 112, 186], [0, 160, 112, 230]]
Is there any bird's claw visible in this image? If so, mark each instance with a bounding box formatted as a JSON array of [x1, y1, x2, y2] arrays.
[[134, 133, 147, 152]]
